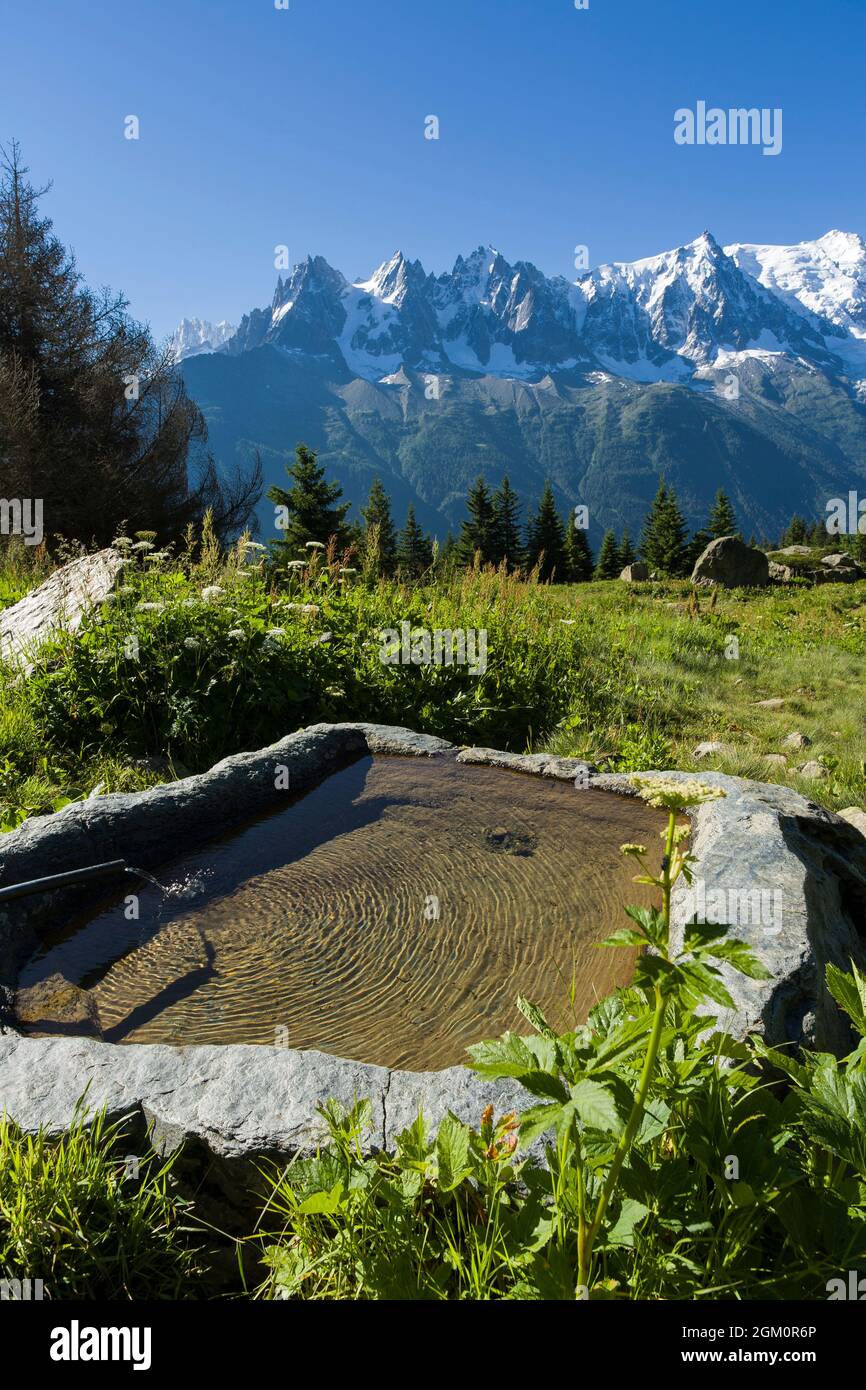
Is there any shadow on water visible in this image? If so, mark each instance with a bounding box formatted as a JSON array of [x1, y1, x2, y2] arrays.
[[16, 755, 674, 1067], [101, 937, 218, 1042], [21, 756, 383, 989]]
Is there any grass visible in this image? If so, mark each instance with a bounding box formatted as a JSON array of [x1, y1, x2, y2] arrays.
[[0, 1101, 202, 1299], [543, 577, 866, 811], [2, 538, 866, 828]]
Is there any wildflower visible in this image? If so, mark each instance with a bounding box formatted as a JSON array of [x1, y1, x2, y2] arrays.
[[284, 560, 307, 571], [144, 551, 169, 563], [304, 541, 326, 550], [135, 601, 165, 613], [620, 842, 647, 858], [266, 627, 286, 638], [241, 540, 267, 552], [628, 774, 726, 811], [183, 637, 200, 651], [201, 585, 226, 602], [227, 628, 244, 639], [315, 632, 333, 644], [113, 536, 133, 550], [339, 567, 358, 575], [324, 685, 345, 697], [132, 540, 154, 552]]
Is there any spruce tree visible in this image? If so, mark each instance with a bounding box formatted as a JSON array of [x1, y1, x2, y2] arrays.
[[618, 530, 636, 568], [565, 523, 594, 582], [782, 515, 808, 546], [685, 527, 712, 571], [396, 505, 433, 578], [458, 476, 497, 565], [641, 477, 688, 576], [526, 481, 567, 582], [594, 529, 622, 579], [0, 141, 260, 543], [490, 475, 524, 569], [268, 442, 350, 558], [708, 488, 737, 538], [361, 477, 397, 575]]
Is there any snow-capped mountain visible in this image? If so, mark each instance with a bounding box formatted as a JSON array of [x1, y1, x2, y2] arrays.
[[169, 317, 237, 362], [173, 230, 866, 388], [176, 230, 866, 545]]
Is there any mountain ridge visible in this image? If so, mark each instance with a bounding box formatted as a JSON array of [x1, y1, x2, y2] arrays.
[[174, 230, 866, 543]]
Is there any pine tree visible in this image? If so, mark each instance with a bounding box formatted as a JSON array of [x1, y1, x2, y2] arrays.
[[641, 477, 688, 576], [685, 527, 712, 571], [490, 475, 524, 569], [458, 476, 497, 565], [396, 505, 433, 578], [594, 529, 622, 579], [708, 488, 737, 538], [564, 523, 594, 581], [525, 481, 567, 582], [781, 515, 808, 546], [361, 477, 397, 575], [436, 531, 459, 576], [0, 141, 261, 543], [268, 442, 350, 558], [618, 530, 636, 568]]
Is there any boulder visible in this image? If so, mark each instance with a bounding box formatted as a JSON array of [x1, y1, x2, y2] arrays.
[[813, 553, 864, 584], [14, 972, 102, 1038], [620, 562, 649, 582], [0, 548, 125, 673], [754, 697, 785, 710], [782, 731, 812, 750], [763, 754, 788, 769], [693, 741, 730, 759], [768, 561, 794, 582], [799, 760, 828, 780], [814, 565, 862, 584], [691, 536, 770, 588], [776, 545, 814, 558], [838, 807, 866, 839], [821, 552, 861, 570]]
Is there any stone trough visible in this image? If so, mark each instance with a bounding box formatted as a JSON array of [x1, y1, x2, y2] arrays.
[[1, 722, 866, 1219]]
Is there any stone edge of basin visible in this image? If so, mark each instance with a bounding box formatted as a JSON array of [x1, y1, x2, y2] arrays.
[[2, 721, 866, 1172]]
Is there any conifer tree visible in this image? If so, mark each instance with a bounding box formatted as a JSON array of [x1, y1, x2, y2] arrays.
[[781, 515, 808, 546], [361, 477, 397, 575], [618, 530, 636, 568], [268, 442, 350, 558], [564, 523, 594, 581], [685, 526, 712, 571], [525, 481, 567, 581], [594, 529, 622, 579], [396, 504, 433, 578], [458, 476, 497, 565], [641, 477, 688, 576], [490, 475, 524, 569], [708, 488, 737, 538], [0, 141, 260, 543]]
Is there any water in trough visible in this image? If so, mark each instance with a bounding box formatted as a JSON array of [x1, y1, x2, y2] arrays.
[[16, 756, 671, 1069]]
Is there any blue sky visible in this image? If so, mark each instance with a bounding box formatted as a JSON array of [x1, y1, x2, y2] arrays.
[[3, 0, 864, 342]]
